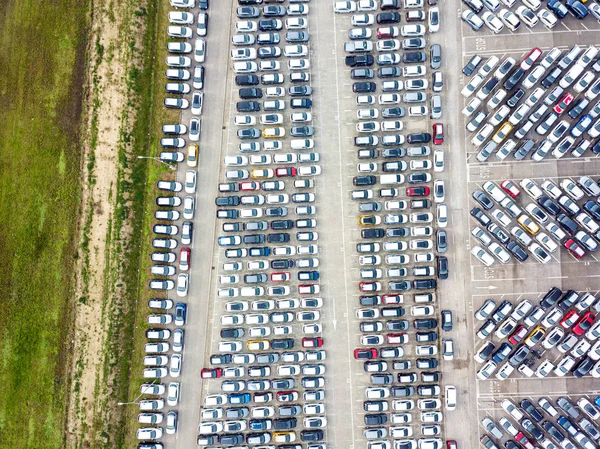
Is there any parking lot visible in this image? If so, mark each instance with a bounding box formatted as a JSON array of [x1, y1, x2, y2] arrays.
[[130, 0, 600, 448]]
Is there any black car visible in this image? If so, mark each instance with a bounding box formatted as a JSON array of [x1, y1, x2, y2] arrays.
[[271, 259, 294, 269], [538, 196, 560, 216], [414, 279, 437, 290], [353, 176, 376, 186], [377, 12, 401, 23], [219, 434, 244, 446], [271, 220, 294, 230], [542, 421, 565, 443], [360, 295, 381, 306], [239, 87, 263, 99], [520, 399, 544, 422], [507, 241, 528, 261], [540, 287, 562, 309], [345, 54, 374, 67], [463, 55, 482, 75], [386, 227, 409, 237], [235, 74, 259, 86], [557, 290, 579, 311], [387, 320, 409, 330], [568, 98, 589, 119], [259, 19, 282, 31], [541, 67, 562, 88], [273, 418, 297, 430], [506, 88, 524, 108], [471, 207, 491, 226], [271, 338, 294, 350], [215, 196, 240, 206], [382, 107, 405, 118], [409, 173, 429, 183], [472, 190, 493, 210], [437, 256, 448, 280], [584, 200, 600, 220], [503, 67, 525, 90], [237, 101, 260, 112], [557, 213, 578, 234], [290, 98, 312, 109], [351, 68, 375, 79], [407, 132, 431, 144], [300, 430, 324, 442], [364, 414, 388, 425], [403, 51, 427, 63], [267, 233, 290, 243], [392, 386, 415, 397], [353, 82, 377, 93], [463, 0, 483, 12], [220, 328, 244, 338], [522, 419, 544, 441]]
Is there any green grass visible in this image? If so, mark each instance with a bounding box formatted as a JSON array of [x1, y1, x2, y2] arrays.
[[0, 0, 89, 447]]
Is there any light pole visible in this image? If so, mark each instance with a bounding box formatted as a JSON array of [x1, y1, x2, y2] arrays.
[[137, 155, 176, 171], [117, 377, 160, 406]]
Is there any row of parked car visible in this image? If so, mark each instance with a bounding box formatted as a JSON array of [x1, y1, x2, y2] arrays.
[[470, 175, 600, 265], [461, 46, 600, 162], [481, 396, 600, 449], [336, 2, 455, 449], [137, 0, 212, 447], [461, 0, 600, 34], [474, 287, 600, 382], [198, 1, 331, 447]]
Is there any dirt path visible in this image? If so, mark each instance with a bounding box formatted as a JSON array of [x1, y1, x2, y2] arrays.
[[66, 1, 148, 446]]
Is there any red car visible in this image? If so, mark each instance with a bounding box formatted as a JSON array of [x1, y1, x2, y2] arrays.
[[271, 272, 290, 282], [553, 92, 574, 114], [360, 281, 382, 292], [565, 239, 586, 259], [573, 312, 596, 335], [509, 325, 527, 345], [447, 442, 457, 449], [520, 47, 542, 70], [302, 337, 323, 348], [560, 310, 580, 329], [432, 123, 444, 145], [276, 390, 299, 402], [201, 368, 223, 379], [376, 26, 398, 38], [354, 348, 378, 360], [180, 247, 191, 271], [500, 180, 520, 198], [383, 294, 402, 304], [516, 432, 535, 449], [275, 167, 297, 177], [406, 186, 430, 197], [298, 284, 319, 294], [240, 181, 260, 191]]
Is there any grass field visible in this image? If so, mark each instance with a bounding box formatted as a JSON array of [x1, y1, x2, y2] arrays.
[[0, 0, 89, 447]]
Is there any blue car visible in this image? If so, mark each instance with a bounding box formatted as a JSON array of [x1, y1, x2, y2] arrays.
[[566, 0, 588, 18], [548, 0, 569, 18], [228, 393, 251, 404], [571, 114, 593, 138], [175, 302, 187, 326], [249, 419, 271, 431]]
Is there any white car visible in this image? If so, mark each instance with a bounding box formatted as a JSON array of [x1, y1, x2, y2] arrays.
[[482, 12, 504, 33], [537, 8, 557, 28], [471, 245, 494, 266], [334, 1, 357, 13]]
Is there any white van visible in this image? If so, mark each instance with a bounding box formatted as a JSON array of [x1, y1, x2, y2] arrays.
[[291, 139, 313, 150], [380, 174, 405, 184], [444, 385, 456, 411]]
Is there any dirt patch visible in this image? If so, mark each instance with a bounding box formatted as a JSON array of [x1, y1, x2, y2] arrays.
[[66, 1, 148, 446]]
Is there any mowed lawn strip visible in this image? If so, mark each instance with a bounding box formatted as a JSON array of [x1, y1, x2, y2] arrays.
[[0, 0, 89, 447]]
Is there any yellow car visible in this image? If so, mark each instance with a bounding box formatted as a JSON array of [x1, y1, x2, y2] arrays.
[[517, 214, 540, 235], [250, 168, 274, 179], [273, 432, 296, 443], [525, 326, 546, 347], [358, 215, 382, 226], [492, 122, 513, 144], [187, 144, 198, 167], [262, 127, 286, 138], [247, 339, 270, 351]]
